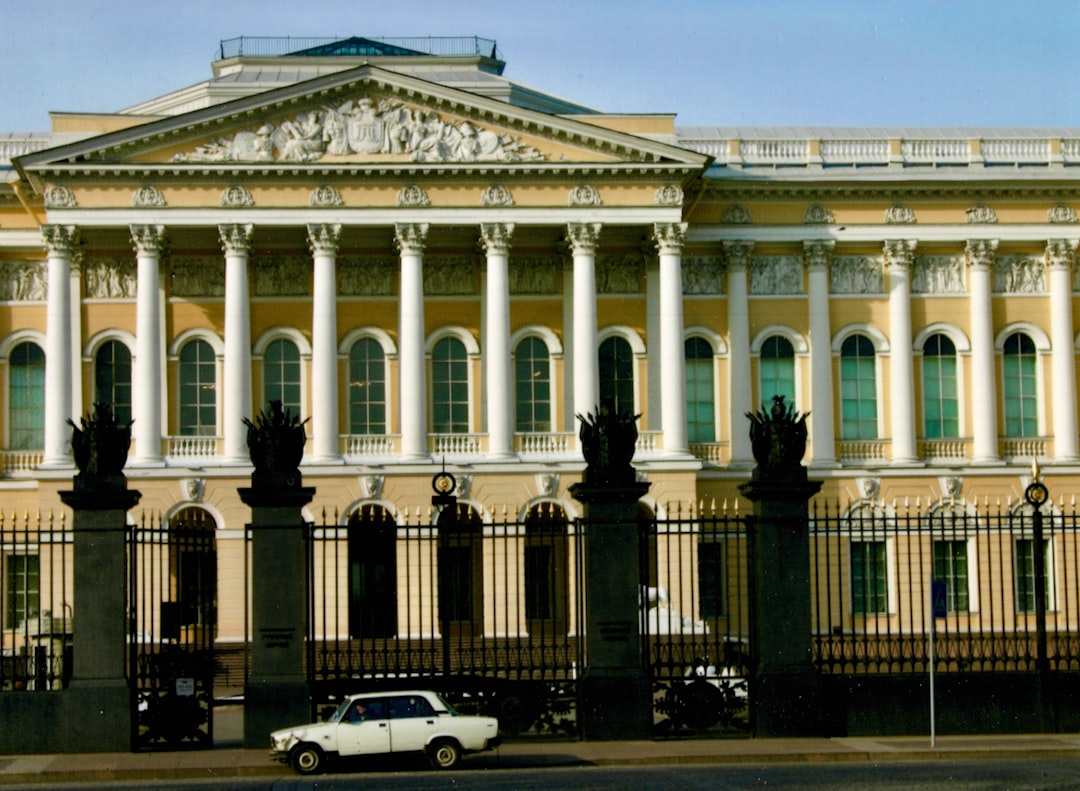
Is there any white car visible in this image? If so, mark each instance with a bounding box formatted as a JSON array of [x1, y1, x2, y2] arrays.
[[270, 690, 501, 774]]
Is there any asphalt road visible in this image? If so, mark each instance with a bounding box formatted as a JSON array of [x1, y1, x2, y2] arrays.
[[10, 758, 1080, 791]]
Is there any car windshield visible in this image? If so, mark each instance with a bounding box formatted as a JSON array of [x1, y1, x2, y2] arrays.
[[331, 699, 353, 723], [433, 691, 459, 716]]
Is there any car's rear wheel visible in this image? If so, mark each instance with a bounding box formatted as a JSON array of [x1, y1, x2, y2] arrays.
[[428, 738, 461, 769], [290, 743, 326, 775]]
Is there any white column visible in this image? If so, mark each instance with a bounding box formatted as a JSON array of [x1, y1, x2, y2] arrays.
[[220, 224, 254, 464], [68, 254, 83, 428], [130, 225, 167, 466], [41, 226, 78, 468], [967, 239, 1000, 464], [804, 241, 837, 466], [308, 223, 343, 464], [396, 223, 429, 461], [481, 223, 516, 460], [884, 239, 920, 465], [653, 223, 689, 456], [1047, 239, 1079, 461], [723, 241, 754, 466], [568, 223, 601, 424]]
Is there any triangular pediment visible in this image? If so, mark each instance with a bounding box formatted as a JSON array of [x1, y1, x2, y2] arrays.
[[16, 64, 708, 173]]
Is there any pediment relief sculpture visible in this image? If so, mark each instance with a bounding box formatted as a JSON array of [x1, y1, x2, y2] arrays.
[[172, 96, 548, 164], [310, 185, 344, 207], [44, 185, 77, 209], [132, 185, 166, 208], [1049, 203, 1078, 224], [481, 184, 514, 207]]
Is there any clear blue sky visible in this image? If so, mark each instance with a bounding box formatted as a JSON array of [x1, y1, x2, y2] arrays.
[[1, 0, 1078, 132]]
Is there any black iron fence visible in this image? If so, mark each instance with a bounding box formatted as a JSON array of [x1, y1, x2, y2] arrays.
[[0, 510, 71, 692], [810, 496, 1080, 674]]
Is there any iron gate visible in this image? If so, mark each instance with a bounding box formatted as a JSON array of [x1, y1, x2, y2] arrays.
[[127, 509, 218, 750]]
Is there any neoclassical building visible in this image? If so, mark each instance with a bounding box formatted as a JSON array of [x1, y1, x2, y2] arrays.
[[3, 36, 1080, 644]]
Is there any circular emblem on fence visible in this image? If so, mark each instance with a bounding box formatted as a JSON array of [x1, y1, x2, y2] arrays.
[[432, 471, 456, 495], [1025, 481, 1049, 507]]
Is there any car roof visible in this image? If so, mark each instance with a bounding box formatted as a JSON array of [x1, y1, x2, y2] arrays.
[[348, 690, 435, 700]]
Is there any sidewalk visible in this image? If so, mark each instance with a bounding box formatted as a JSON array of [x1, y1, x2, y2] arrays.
[[4, 733, 1080, 786]]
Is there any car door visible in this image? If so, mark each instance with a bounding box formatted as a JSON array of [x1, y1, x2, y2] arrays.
[[387, 694, 440, 753], [336, 698, 391, 757]]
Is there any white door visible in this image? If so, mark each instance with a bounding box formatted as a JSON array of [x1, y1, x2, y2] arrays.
[[387, 694, 440, 753], [337, 699, 391, 757]]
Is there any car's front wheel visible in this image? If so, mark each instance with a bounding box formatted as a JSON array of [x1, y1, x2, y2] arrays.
[[290, 743, 326, 775], [428, 738, 461, 769]]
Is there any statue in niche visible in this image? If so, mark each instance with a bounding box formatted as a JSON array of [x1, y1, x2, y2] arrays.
[[67, 402, 132, 492], [243, 401, 309, 490], [745, 395, 809, 483], [576, 402, 640, 487]]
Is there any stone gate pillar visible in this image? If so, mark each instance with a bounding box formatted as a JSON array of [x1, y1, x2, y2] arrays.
[[59, 404, 140, 752], [238, 402, 315, 748], [739, 396, 823, 737], [570, 405, 652, 740]]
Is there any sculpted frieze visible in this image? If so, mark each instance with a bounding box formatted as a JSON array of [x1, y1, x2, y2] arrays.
[[750, 256, 803, 295], [911, 255, 964, 294], [681, 256, 725, 295], [254, 256, 309, 296], [171, 257, 225, 297], [173, 96, 548, 164], [509, 256, 558, 294], [830, 255, 883, 294], [424, 256, 477, 295], [596, 253, 642, 294], [339, 257, 396, 296], [0, 261, 47, 301], [994, 254, 1045, 293], [84, 257, 136, 299]]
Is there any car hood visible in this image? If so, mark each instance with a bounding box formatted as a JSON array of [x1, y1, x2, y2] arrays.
[[271, 722, 334, 742]]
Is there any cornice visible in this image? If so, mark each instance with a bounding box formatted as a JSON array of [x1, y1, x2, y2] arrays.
[[20, 163, 704, 197], [703, 180, 1080, 202]]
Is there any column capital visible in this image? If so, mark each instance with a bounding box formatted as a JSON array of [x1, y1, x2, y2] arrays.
[[652, 222, 687, 255], [42, 225, 79, 255], [566, 222, 602, 254], [480, 222, 515, 255], [394, 223, 429, 255], [802, 240, 835, 270], [1046, 238, 1079, 270], [219, 224, 253, 255], [722, 240, 755, 269], [883, 239, 917, 269], [130, 224, 167, 256], [306, 223, 342, 256], [964, 238, 999, 269]]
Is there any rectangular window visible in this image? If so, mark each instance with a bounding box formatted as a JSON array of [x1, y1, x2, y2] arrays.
[[851, 540, 888, 614], [933, 540, 969, 613], [6, 554, 39, 628], [1015, 538, 1051, 613], [698, 541, 726, 619]]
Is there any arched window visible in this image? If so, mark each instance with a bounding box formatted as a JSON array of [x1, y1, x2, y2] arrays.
[[515, 337, 551, 432], [922, 334, 958, 438], [8, 341, 45, 450], [95, 340, 132, 424], [524, 503, 569, 635], [684, 337, 715, 443], [432, 337, 469, 434], [263, 339, 301, 416], [437, 504, 483, 636], [599, 336, 634, 414], [760, 335, 795, 406], [347, 504, 397, 638], [1003, 332, 1037, 437], [840, 334, 877, 440], [348, 339, 386, 435], [178, 339, 216, 436]]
